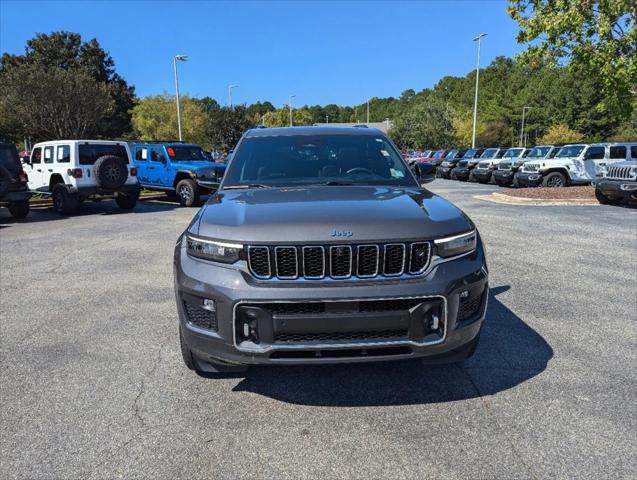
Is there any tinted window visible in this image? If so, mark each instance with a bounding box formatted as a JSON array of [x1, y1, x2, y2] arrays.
[[224, 134, 416, 188], [44, 146, 54, 164], [609, 146, 626, 159], [31, 147, 42, 164], [56, 145, 70, 163], [166, 145, 207, 161], [481, 148, 498, 158], [445, 150, 458, 159], [0, 144, 22, 175], [556, 145, 585, 158], [495, 150, 506, 158], [585, 146, 605, 160], [135, 147, 148, 161], [432, 150, 444, 158], [631, 146, 637, 159], [503, 148, 524, 158], [150, 146, 166, 163], [78, 144, 129, 165]]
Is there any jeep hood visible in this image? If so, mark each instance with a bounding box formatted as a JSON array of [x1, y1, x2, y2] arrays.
[[193, 186, 473, 243], [175, 161, 226, 172]]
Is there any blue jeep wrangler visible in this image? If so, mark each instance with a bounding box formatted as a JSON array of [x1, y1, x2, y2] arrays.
[[132, 142, 226, 206]]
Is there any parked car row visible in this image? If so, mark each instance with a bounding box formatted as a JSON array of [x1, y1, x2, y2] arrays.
[[0, 139, 226, 218], [409, 142, 637, 205]]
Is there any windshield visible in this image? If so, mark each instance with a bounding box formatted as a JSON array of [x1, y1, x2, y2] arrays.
[[527, 146, 551, 158], [432, 150, 445, 158], [503, 148, 524, 158], [463, 149, 478, 158], [166, 145, 207, 161], [556, 145, 585, 158], [481, 148, 498, 158], [445, 150, 458, 159], [222, 134, 417, 188], [422, 150, 432, 157]]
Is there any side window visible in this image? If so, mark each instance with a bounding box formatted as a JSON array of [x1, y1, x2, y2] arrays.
[[56, 145, 70, 163], [585, 146, 605, 160], [609, 146, 626, 159], [135, 147, 148, 161], [548, 148, 558, 158], [150, 146, 166, 163], [44, 146, 54, 164], [496, 150, 505, 158], [31, 147, 42, 164], [631, 146, 637, 159]]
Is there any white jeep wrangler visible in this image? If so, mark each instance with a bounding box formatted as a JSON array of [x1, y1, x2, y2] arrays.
[[24, 140, 140, 214], [515, 143, 636, 188]]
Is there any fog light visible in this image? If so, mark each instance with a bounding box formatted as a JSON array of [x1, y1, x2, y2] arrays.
[[202, 299, 216, 312]]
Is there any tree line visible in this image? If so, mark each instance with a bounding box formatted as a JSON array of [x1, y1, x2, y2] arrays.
[[1, 1, 634, 151]]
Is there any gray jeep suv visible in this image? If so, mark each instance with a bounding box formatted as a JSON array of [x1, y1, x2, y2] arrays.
[[174, 127, 489, 373]]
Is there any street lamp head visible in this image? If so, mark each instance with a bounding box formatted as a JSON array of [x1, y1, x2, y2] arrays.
[[473, 33, 488, 41], [175, 55, 188, 61], [229, 84, 238, 89]]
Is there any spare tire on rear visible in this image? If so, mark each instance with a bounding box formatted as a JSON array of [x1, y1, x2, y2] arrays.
[[94, 155, 128, 190], [0, 166, 11, 197]]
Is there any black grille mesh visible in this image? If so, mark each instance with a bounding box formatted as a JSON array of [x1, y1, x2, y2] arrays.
[[260, 303, 326, 315], [184, 302, 218, 331], [330, 246, 352, 278], [248, 247, 270, 278], [275, 330, 408, 343], [247, 242, 431, 280], [409, 243, 431, 273], [384, 244, 405, 275], [458, 295, 482, 321], [359, 298, 424, 312], [303, 247, 324, 278], [357, 245, 379, 277], [275, 247, 298, 278]]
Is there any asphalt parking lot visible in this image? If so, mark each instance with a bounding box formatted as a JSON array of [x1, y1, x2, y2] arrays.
[[1, 180, 636, 479]]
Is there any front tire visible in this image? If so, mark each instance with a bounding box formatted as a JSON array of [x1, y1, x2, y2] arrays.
[[595, 189, 621, 205], [115, 190, 139, 209], [7, 200, 29, 219], [542, 172, 567, 188], [52, 184, 79, 215], [176, 179, 200, 207]]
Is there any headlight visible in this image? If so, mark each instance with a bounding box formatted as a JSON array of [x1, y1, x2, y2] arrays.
[[630, 167, 637, 179], [186, 235, 242, 263], [434, 230, 477, 258]]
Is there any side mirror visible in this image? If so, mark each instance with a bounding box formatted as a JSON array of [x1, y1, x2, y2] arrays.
[[416, 162, 435, 184]]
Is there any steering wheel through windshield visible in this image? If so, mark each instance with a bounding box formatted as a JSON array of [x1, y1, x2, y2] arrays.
[[345, 167, 374, 176]]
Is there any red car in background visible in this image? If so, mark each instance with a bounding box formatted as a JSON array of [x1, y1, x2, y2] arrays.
[[412, 149, 449, 174]]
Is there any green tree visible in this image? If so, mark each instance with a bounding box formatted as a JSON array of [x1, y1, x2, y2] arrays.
[[0, 65, 115, 139], [0, 31, 136, 138], [262, 108, 313, 127], [132, 94, 207, 146], [507, 0, 636, 117], [389, 98, 454, 149], [537, 124, 585, 144], [206, 105, 256, 152]]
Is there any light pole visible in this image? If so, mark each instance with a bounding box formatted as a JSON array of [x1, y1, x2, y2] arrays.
[[288, 94, 296, 127], [520, 106, 531, 147], [366, 100, 370, 124], [173, 54, 187, 141], [228, 84, 238, 109], [326, 114, 329, 124], [471, 33, 487, 149]]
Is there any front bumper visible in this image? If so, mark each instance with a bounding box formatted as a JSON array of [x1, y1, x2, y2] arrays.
[[596, 178, 637, 199], [472, 169, 493, 183], [438, 167, 454, 179], [515, 171, 543, 187], [454, 168, 471, 181], [493, 170, 515, 186], [174, 238, 488, 367]]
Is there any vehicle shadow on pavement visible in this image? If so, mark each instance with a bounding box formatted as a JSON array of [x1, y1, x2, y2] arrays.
[[0, 198, 186, 224], [231, 285, 554, 406]]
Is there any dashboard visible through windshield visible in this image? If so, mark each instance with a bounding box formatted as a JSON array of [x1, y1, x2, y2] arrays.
[[222, 134, 417, 188]]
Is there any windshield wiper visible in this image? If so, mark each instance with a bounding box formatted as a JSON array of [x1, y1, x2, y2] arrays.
[[222, 184, 271, 190], [318, 181, 356, 186]]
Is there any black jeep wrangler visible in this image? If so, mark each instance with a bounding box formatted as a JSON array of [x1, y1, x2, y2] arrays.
[[0, 143, 32, 219]]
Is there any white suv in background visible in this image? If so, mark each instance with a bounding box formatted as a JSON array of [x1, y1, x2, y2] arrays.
[[516, 143, 637, 188], [24, 140, 140, 214]]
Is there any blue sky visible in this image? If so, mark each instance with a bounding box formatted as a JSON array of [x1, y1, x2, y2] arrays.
[[1, 0, 522, 107]]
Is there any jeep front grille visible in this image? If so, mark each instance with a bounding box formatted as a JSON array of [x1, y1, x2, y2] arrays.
[[498, 162, 512, 171], [477, 161, 491, 169], [247, 242, 431, 280], [457, 160, 468, 168], [606, 165, 634, 180], [524, 163, 539, 172]]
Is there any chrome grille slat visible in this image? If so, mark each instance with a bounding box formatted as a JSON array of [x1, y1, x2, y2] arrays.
[[607, 166, 633, 180], [247, 242, 431, 280]]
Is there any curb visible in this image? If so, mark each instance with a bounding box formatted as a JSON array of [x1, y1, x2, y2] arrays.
[[476, 192, 600, 207]]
